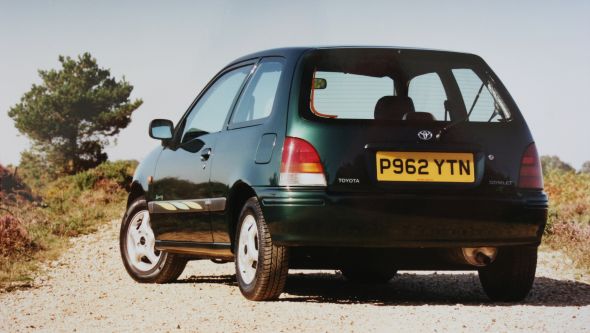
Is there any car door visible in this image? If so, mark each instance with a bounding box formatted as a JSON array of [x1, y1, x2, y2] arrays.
[[150, 64, 254, 243], [209, 57, 286, 243]]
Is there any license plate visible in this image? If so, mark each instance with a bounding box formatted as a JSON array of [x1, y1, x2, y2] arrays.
[[376, 151, 475, 183]]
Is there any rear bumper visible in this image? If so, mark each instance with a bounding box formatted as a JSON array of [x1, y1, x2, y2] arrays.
[[255, 187, 548, 248]]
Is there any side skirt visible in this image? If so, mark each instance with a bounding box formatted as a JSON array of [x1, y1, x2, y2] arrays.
[[155, 240, 233, 261]]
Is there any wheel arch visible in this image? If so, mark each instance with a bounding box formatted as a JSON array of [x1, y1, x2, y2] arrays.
[[127, 181, 146, 208], [226, 181, 258, 252]]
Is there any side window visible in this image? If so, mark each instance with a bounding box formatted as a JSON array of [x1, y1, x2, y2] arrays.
[[408, 72, 447, 121], [311, 72, 394, 119], [452, 69, 501, 122], [181, 65, 252, 142], [230, 59, 284, 124]]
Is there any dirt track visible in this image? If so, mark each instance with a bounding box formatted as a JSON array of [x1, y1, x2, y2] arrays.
[[1, 220, 589, 332]]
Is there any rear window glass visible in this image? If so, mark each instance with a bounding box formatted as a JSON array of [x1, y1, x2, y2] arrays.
[[453, 68, 503, 122], [408, 73, 447, 121], [312, 72, 393, 119], [303, 49, 511, 122]]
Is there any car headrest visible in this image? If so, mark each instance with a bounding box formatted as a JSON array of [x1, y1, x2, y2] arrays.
[[374, 96, 415, 120], [443, 99, 461, 121], [403, 112, 436, 121]]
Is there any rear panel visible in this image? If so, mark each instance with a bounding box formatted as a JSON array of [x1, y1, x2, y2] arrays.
[[286, 48, 534, 197]]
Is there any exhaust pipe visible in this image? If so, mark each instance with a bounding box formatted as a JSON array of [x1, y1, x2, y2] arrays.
[[462, 247, 498, 266]]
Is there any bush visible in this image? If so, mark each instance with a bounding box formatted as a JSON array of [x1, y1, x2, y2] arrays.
[[47, 160, 137, 193], [0, 164, 39, 204], [0, 214, 32, 257], [541, 155, 575, 174]]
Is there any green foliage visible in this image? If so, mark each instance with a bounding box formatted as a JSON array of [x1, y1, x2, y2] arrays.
[[8, 53, 142, 176], [541, 155, 575, 174], [69, 160, 138, 191]]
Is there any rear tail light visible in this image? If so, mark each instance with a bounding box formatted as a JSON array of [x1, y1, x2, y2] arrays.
[[518, 143, 543, 189], [279, 137, 327, 186]]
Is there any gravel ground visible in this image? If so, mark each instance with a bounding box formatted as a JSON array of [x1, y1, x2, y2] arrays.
[[1, 220, 589, 333]]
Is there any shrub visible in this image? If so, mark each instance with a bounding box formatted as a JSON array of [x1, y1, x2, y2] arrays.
[[49, 160, 138, 193], [0, 164, 39, 204], [0, 214, 32, 257]]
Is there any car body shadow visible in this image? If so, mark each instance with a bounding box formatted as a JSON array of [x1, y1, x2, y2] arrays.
[[178, 271, 590, 307], [282, 272, 590, 306]]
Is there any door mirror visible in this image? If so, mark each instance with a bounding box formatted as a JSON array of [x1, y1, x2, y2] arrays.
[[149, 119, 174, 140]]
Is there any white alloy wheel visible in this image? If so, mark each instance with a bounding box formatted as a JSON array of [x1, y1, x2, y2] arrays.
[[237, 214, 259, 284], [125, 210, 161, 272]]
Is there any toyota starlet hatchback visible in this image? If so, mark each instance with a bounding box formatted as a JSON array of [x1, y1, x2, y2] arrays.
[[120, 47, 547, 301]]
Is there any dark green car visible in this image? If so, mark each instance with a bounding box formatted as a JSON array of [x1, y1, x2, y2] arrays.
[[119, 47, 547, 301]]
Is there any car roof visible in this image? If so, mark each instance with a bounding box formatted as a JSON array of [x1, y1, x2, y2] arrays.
[[228, 46, 477, 66], [229, 47, 310, 64]]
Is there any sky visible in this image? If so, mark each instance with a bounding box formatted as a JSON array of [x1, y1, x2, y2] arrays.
[[1, 0, 589, 168]]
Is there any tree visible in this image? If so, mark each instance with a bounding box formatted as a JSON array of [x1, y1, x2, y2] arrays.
[[8, 53, 142, 175], [540, 155, 575, 174], [581, 161, 590, 174]]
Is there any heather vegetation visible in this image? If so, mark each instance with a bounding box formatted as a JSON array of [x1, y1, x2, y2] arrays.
[[0, 160, 136, 289], [541, 157, 590, 274]]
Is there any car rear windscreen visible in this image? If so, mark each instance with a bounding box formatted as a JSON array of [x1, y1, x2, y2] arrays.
[[301, 48, 512, 123]]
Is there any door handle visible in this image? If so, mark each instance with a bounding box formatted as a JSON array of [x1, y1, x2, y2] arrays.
[[200, 148, 212, 161]]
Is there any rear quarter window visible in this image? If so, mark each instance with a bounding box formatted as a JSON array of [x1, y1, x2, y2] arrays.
[[230, 59, 285, 124]]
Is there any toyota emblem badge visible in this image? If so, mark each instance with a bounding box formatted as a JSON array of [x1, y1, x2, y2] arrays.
[[417, 130, 433, 141]]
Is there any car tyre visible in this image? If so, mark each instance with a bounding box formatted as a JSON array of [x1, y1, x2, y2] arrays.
[[478, 246, 537, 302], [340, 265, 397, 284], [120, 198, 187, 283], [234, 197, 289, 301]]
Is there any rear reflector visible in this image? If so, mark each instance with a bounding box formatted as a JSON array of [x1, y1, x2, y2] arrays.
[[518, 143, 543, 189], [279, 137, 327, 186]]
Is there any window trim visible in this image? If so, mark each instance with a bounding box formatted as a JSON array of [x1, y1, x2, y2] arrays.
[[226, 56, 286, 131]]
